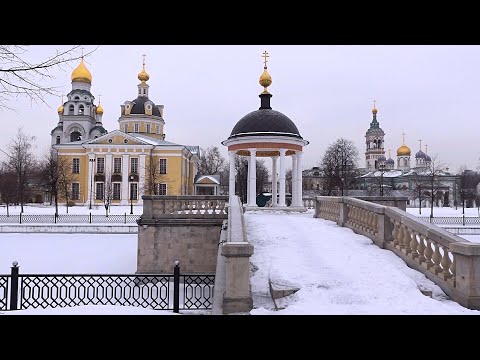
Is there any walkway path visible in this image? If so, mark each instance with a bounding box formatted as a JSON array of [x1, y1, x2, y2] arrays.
[[246, 210, 478, 314]]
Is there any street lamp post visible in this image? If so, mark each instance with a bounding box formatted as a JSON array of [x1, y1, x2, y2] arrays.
[[130, 175, 134, 214], [378, 163, 386, 197], [89, 158, 95, 210], [418, 184, 422, 215]]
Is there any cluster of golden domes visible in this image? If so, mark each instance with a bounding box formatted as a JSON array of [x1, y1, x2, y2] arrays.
[[66, 55, 152, 116]]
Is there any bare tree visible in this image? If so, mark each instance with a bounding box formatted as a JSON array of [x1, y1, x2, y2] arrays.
[[2, 127, 37, 213], [0, 45, 97, 110], [103, 170, 114, 217], [198, 146, 226, 175], [57, 156, 77, 214], [409, 173, 429, 215], [234, 157, 268, 203], [321, 138, 359, 196], [40, 148, 61, 216], [459, 169, 480, 210], [143, 152, 173, 196], [423, 155, 449, 218], [0, 165, 17, 216], [365, 168, 393, 197]]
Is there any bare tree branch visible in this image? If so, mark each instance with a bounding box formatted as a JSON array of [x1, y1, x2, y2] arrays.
[[0, 45, 99, 110]]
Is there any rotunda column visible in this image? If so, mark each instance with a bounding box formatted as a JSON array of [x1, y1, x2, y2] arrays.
[[229, 151, 236, 203], [292, 153, 298, 207], [296, 151, 304, 207], [271, 156, 278, 207], [279, 149, 287, 207], [248, 149, 257, 207]]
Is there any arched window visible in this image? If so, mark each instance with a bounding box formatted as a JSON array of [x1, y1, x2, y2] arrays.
[[70, 131, 81, 142], [79, 105, 84, 115], [69, 105, 74, 115], [56, 136, 60, 144], [74, 96, 80, 100]]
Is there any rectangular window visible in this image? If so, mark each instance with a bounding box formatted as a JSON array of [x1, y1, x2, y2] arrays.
[[134, 123, 139, 133], [130, 183, 138, 200], [71, 183, 80, 200], [56, 136, 60, 144], [72, 158, 80, 173], [96, 157, 105, 173], [155, 183, 167, 195], [114, 158, 122, 174], [159, 158, 167, 174], [156, 126, 160, 134], [113, 183, 121, 200], [130, 158, 138, 173], [146, 124, 151, 133], [124, 124, 128, 133], [96, 182, 104, 200]]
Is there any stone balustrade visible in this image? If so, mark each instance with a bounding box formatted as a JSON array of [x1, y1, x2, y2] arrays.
[[212, 195, 254, 314], [314, 196, 342, 223], [314, 196, 480, 310], [302, 197, 316, 209], [142, 196, 228, 219]]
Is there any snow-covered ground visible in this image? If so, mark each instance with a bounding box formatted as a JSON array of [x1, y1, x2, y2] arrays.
[[246, 210, 479, 315], [0, 204, 143, 216], [1, 305, 175, 315], [406, 206, 480, 217], [0, 233, 137, 274], [0, 233, 208, 315]]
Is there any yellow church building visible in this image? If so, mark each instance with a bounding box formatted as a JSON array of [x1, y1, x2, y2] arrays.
[[51, 56, 199, 206]]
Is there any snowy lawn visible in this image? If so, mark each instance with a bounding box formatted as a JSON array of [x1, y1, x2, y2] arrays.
[[246, 211, 479, 315], [406, 207, 480, 217], [0, 233, 137, 274]]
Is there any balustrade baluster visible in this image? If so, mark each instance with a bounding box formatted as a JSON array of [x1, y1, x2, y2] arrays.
[[440, 246, 452, 280], [410, 231, 419, 259], [417, 234, 426, 263], [431, 243, 443, 275], [423, 238, 433, 269], [391, 220, 399, 246]]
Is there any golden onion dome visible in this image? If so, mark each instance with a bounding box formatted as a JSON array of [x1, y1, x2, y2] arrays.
[[259, 67, 272, 92], [372, 106, 378, 114], [397, 144, 411, 156], [57, 104, 64, 114], [96, 103, 104, 115], [138, 66, 150, 82], [71, 58, 92, 84]]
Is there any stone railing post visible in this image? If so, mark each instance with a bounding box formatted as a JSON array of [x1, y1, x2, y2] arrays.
[[221, 242, 254, 314], [338, 198, 348, 227], [449, 242, 480, 309]]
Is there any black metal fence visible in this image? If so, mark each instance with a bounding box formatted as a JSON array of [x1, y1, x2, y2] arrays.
[[0, 214, 140, 224], [418, 216, 480, 226], [0, 262, 214, 313]]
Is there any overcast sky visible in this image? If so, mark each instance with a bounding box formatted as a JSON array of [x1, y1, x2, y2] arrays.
[[1, 45, 479, 173]]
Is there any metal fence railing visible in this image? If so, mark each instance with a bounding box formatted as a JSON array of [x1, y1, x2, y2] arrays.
[[1, 262, 214, 313], [418, 216, 480, 226], [0, 214, 140, 224]]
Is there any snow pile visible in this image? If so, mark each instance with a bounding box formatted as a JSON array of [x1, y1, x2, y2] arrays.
[[246, 211, 478, 315]]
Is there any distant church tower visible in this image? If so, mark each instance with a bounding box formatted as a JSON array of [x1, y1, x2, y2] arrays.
[[365, 101, 385, 170], [118, 55, 166, 139], [50, 56, 106, 145], [396, 133, 411, 171]]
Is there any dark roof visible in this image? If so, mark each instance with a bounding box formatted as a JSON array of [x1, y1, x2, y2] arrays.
[[68, 89, 93, 97], [50, 125, 63, 134], [415, 150, 426, 159], [229, 109, 302, 139], [130, 96, 161, 117], [90, 126, 107, 134]]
